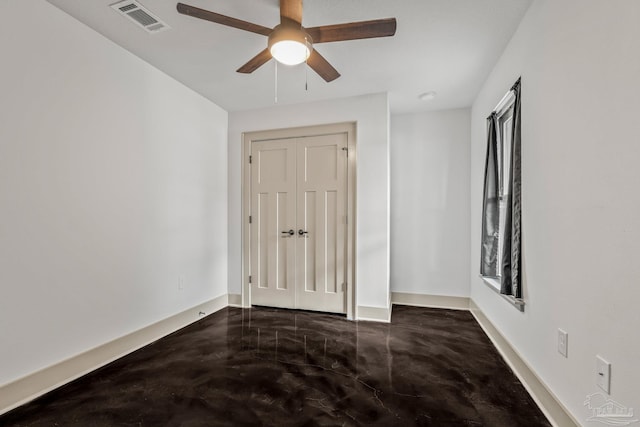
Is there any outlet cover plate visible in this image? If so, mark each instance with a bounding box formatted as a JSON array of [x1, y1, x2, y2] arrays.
[[557, 329, 568, 358], [596, 355, 611, 393]]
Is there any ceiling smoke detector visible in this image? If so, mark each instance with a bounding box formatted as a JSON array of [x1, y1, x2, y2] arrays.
[[418, 91, 437, 101]]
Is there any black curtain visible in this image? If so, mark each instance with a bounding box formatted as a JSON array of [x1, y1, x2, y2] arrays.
[[480, 113, 499, 277], [501, 78, 522, 298]]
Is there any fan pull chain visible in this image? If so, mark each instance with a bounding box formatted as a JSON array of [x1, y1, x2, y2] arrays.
[[274, 60, 278, 103], [305, 39, 309, 91]]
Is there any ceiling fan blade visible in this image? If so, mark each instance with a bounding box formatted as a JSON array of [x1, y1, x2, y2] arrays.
[[306, 50, 340, 82], [177, 3, 272, 36], [306, 18, 397, 43], [237, 49, 273, 74], [280, 0, 303, 25]]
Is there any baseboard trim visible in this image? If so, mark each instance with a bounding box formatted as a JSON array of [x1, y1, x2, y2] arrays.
[[391, 292, 470, 310], [357, 305, 391, 323], [227, 293, 242, 307], [0, 294, 228, 416], [469, 299, 580, 427]]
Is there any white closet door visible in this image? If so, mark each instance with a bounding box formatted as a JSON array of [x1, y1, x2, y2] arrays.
[[250, 139, 296, 309], [250, 133, 347, 314], [295, 134, 347, 313]]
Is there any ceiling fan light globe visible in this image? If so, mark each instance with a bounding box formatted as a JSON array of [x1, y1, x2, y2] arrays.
[[270, 40, 310, 66], [268, 23, 312, 66]]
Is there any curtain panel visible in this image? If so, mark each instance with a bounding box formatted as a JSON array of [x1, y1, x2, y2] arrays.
[[480, 113, 499, 277], [501, 78, 522, 298]]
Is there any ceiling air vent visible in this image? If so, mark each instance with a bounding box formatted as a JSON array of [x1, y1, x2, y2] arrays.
[[111, 0, 170, 33]]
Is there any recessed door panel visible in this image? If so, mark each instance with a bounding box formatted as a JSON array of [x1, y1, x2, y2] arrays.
[[325, 190, 338, 294], [258, 148, 288, 184], [303, 191, 317, 292], [257, 192, 269, 289], [305, 145, 338, 182], [276, 192, 289, 290]]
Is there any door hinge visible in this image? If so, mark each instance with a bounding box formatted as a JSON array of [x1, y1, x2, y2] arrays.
[[249, 275, 252, 284], [249, 155, 252, 164], [341, 283, 346, 292], [249, 215, 252, 224]]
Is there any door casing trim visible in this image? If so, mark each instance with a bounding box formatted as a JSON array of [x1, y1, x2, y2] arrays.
[[241, 122, 357, 319]]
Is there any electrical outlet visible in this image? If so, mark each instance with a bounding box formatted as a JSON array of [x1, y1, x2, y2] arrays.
[[557, 329, 568, 358], [596, 355, 611, 394]]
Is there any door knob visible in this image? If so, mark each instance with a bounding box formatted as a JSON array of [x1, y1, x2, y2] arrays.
[[298, 229, 308, 236], [281, 229, 295, 236]]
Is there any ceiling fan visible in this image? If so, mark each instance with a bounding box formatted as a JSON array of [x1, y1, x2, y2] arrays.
[[176, 0, 397, 82]]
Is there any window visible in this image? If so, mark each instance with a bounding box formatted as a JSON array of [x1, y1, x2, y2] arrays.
[[480, 78, 522, 305], [494, 94, 515, 282]]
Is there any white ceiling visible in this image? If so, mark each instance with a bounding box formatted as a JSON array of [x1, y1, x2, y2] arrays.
[[47, 0, 532, 114]]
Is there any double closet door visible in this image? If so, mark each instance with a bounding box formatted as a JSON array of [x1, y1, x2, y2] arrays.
[[250, 133, 347, 314]]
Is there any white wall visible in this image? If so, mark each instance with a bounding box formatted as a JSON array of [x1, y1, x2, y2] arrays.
[[228, 93, 390, 310], [391, 109, 470, 297], [0, 1, 228, 386], [470, 0, 640, 423]]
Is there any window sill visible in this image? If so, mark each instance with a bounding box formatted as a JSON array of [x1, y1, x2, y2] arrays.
[[479, 275, 525, 312]]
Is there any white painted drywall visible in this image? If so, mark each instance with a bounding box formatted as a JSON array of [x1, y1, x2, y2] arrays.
[[470, 0, 640, 423], [228, 93, 390, 309], [391, 109, 471, 297], [0, 1, 228, 386]]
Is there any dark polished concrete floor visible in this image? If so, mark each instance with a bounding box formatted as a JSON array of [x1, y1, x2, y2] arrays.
[[1, 305, 550, 426]]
